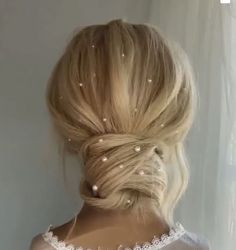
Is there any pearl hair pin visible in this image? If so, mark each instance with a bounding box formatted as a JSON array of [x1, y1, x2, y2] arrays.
[[138, 170, 145, 175], [92, 185, 98, 196], [102, 118, 107, 122], [122, 53, 125, 57], [147, 78, 152, 83], [98, 138, 104, 142], [79, 83, 83, 87], [102, 156, 108, 162], [160, 123, 165, 127], [91, 44, 95, 48], [67, 138, 71, 142], [134, 145, 141, 152], [127, 199, 131, 204], [119, 164, 124, 169]]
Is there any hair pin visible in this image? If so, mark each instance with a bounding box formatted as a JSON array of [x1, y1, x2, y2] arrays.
[[102, 156, 108, 162], [92, 185, 98, 196], [160, 123, 165, 128], [79, 83, 83, 87], [134, 145, 141, 152], [138, 170, 145, 175], [98, 138, 104, 142], [147, 78, 152, 83], [119, 164, 124, 169], [102, 118, 107, 122]]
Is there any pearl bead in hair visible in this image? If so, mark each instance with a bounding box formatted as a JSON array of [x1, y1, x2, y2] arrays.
[[102, 118, 107, 122], [134, 145, 141, 152], [91, 44, 95, 48], [67, 138, 71, 142], [119, 164, 124, 169], [160, 123, 165, 127], [79, 83, 83, 87], [92, 185, 98, 196], [127, 199, 131, 204], [138, 170, 145, 175], [122, 53, 125, 57], [98, 138, 104, 142], [147, 78, 152, 83], [102, 156, 108, 162]]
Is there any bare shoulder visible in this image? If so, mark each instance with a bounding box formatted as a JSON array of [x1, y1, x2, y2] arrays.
[[29, 233, 53, 250], [175, 230, 210, 250]]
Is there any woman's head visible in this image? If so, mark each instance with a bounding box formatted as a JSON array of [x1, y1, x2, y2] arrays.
[[47, 19, 196, 225]]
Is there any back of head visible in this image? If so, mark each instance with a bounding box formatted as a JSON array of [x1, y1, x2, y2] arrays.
[[47, 19, 196, 226]]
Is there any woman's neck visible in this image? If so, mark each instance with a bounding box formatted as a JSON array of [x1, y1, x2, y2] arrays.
[[73, 201, 169, 234]]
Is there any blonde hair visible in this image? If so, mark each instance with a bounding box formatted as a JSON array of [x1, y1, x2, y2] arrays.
[[47, 19, 196, 226]]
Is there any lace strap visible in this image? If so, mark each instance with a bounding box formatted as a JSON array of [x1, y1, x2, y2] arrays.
[[42, 222, 185, 250]]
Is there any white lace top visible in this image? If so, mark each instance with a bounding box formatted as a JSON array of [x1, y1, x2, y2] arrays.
[[30, 222, 210, 250]]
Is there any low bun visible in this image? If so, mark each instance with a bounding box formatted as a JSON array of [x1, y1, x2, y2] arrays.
[[78, 133, 168, 211]]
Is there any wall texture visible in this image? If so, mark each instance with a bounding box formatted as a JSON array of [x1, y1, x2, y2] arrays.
[[0, 1, 151, 249]]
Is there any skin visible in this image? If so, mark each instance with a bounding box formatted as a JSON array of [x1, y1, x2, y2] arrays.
[[50, 201, 170, 250]]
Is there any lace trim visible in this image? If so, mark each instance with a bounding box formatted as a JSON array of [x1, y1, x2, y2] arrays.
[[42, 222, 185, 250]]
